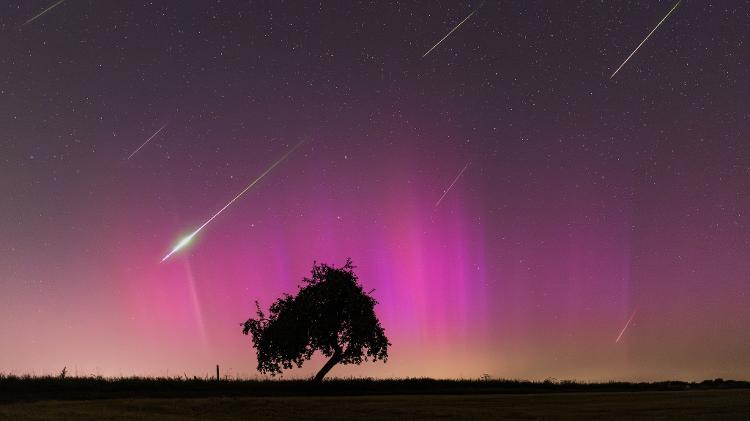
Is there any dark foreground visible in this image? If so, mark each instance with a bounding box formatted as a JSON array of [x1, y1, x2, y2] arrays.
[[3, 376, 749, 402], [2, 390, 750, 420]]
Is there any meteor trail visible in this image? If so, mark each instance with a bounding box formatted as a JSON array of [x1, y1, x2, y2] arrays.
[[20, 0, 66, 28], [422, 1, 485, 58], [160, 141, 305, 262], [615, 309, 638, 343], [609, 0, 681, 79], [127, 124, 168, 160], [435, 161, 470, 208]]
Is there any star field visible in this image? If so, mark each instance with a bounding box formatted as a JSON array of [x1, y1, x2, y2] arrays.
[[1, 1, 749, 380]]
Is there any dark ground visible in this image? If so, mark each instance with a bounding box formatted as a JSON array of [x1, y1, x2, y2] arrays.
[[2, 377, 749, 420], [2, 390, 750, 420], [2, 376, 748, 402]]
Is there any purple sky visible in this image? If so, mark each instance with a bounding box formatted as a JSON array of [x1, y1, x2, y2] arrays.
[[1, 1, 749, 380]]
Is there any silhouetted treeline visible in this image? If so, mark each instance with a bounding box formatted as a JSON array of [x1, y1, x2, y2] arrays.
[[1, 374, 748, 403]]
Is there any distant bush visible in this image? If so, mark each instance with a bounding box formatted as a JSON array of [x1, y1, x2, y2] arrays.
[[1, 374, 748, 403]]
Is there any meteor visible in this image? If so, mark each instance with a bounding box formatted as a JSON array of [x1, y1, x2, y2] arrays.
[[19, 0, 66, 28], [160, 141, 304, 262], [422, 1, 485, 58], [127, 124, 168, 160], [615, 309, 638, 343], [609, 0, 682, 79], [435, 161, 470, 208]]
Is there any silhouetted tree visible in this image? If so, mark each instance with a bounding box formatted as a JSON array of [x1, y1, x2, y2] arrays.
[[242, 259, 390, 382]]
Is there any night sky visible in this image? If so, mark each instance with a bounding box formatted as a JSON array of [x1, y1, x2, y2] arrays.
[[2, 1, 749, 381]]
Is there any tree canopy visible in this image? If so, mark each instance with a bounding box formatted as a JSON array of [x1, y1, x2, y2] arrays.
[[242, 259, 390, 381]]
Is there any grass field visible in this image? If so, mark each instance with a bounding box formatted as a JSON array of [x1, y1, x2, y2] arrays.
[[2, 377, 749, 419], [2, 390, 749, 420], [3, 375, 748, 402]]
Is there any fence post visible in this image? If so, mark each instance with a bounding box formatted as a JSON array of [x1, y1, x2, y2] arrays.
[[216, 365, 220, 381]]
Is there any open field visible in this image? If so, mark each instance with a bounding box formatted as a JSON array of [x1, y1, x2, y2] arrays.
[[2, 377, 749, 419], [2, 376, 749, 402], [2, 390, 750, 420]]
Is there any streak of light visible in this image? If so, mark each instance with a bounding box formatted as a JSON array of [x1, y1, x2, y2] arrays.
[[19, 0, 66, 28], [435, 161, 471, 208], [422, 1, 485, 58], [615, 309, 638, 343], [609, 0, 682, 79], [127, 124, 168, 160], [160, 140, 305, 262]]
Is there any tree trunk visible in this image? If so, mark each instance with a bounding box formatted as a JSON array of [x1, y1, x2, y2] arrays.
[[313, 349, 343, 382]]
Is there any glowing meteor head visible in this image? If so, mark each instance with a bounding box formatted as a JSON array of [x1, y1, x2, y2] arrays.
[[173, 233, 195, 251], [161, 232, 197, 262]]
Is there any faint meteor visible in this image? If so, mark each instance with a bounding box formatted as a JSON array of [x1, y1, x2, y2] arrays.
[[19, 0, 66, 28], [435, 161, 471, 208], [609, 0, 682, 79], [422, 1, 485, 58], [615, 309, 638, 343], [127, 124, 168, 160], [160, 141, 305, 262]]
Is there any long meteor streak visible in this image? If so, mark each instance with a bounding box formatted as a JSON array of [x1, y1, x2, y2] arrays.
[[615, 309, 638, 343], [128, 124, 168, 160], [20, 0, 66, 28], [609, 0, 681, 79], [435, 161, 471, 208], [422, 2, 485, 58], [161, 141, 304, 262]]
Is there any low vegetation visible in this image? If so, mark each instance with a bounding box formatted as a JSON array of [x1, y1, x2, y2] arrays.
[[1, 374, 747, 403], [2, 388, 750, 420]]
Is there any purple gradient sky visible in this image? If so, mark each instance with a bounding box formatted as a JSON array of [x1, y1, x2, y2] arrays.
[[1, 1, 749, 380]]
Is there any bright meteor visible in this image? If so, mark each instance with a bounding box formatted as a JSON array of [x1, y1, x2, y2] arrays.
[[609, 0, 681, 79], [128, 124, 168, 160], [160, 141, 305, 262], [20, 0, 66, 28], [422, 1, 485, 58], [615, 309, 638, 343], [435, 161, 471, 208]]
